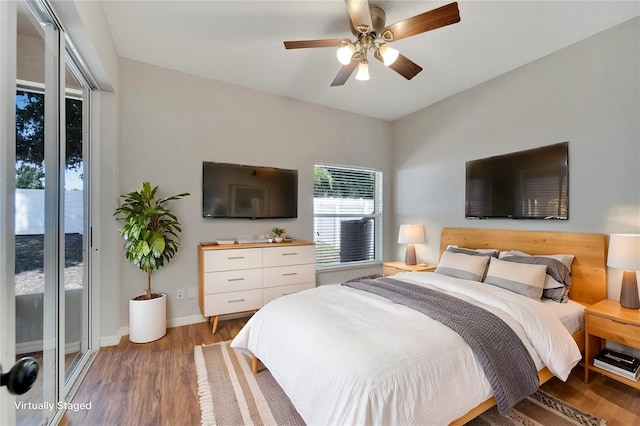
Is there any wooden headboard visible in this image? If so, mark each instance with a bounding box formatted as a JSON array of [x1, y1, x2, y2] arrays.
[[439, 228, 607, 306]]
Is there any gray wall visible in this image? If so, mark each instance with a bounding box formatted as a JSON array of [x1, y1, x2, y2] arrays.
[[391, 18, 640, 300], [117, 58, 393, 333]]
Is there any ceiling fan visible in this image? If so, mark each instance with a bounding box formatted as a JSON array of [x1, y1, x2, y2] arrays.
[[283, 1, 461, 86]]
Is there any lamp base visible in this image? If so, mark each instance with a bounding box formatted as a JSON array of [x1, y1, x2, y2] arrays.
[[404, 244, 417, 266], [620, 270, 640, 309]]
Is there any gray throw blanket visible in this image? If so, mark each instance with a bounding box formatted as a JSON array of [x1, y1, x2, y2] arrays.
[[342, 277, 539, 415]]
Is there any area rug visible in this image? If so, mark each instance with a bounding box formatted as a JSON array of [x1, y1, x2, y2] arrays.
[[195, 341, 605, 426]]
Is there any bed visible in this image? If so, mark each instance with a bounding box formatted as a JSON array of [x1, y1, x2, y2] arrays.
[[231, 228, 607, 425]]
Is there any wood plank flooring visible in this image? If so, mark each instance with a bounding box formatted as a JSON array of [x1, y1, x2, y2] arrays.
[[61, 317, 640, 426]]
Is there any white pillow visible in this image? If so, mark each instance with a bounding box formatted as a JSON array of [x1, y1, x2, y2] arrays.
[[483, 257, 547, 300], [435, 251, 490, 282]]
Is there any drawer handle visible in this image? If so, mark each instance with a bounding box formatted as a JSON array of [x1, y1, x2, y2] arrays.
[[228, 299, 245, 303], [228, 256, 245, 260], [282, 253, 298, 256], [227, 278, 245, 282], [282, 273, 298, 277], [282, 292, 294, 296]]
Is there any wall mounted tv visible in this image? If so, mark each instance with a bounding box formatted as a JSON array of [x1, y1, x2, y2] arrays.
[[465, 142, 568, 219], [202, 162, 298, 219]]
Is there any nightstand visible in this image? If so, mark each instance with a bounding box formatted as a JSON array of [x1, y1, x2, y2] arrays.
[[383, 261, 436, 276], [584, 299, 640, 389]]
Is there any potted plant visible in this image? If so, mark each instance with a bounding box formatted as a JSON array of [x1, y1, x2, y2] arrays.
[[272, 227, 286, 243], [114, 182, 189, 343]]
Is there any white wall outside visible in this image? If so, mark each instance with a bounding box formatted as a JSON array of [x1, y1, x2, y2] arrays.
[[15, 189, 84, 234]]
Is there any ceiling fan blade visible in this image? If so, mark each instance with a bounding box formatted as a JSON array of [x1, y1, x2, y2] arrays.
[[330, 60, 359, 87], [381, 2, 460, 42], [284, 39, 347, 49], [345, 0, 372, 33], [374, 50, 423, 80]]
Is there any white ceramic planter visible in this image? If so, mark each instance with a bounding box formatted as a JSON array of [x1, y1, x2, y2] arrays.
[[129, 293, 166, 343]]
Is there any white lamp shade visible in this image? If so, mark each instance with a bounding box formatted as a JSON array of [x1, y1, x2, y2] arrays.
[[379, 43, 399, 66], [398, 224, 425, 244], [355, 61, 369, 80], [608, 234, 640, 270], [336, 43, 355, 65]]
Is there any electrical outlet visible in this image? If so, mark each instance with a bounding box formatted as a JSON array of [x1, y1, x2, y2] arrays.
[[176, 288, 184, 299], [188, 287, 197, 298]]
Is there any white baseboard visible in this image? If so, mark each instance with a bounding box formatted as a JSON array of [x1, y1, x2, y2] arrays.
[[100, 315, 208, 347], [99, 334, 122, 347], [167, 314, 208, 328]]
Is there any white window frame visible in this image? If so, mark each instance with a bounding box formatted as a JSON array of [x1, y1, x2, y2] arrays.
[[313, 163, 383, 270]]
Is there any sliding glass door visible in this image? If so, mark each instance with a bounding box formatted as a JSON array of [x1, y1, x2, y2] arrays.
[[3, 1, 94, 423]]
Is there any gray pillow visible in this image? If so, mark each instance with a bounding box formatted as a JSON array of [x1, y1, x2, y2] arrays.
[[500, 256, 572, 302], [447, 246, 499, 258]]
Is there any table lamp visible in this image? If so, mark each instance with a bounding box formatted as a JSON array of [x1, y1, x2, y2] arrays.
[[608, 234, 640, 309], [398, 224, 425, 266]]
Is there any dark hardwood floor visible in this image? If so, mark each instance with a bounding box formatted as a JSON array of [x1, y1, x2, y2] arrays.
[[61, 317, 640, 426]]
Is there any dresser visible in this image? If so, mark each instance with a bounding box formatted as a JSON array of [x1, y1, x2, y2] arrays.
[[198, 240, 315, 333]]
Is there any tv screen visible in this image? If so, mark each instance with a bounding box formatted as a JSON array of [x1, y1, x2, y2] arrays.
[[465, 142, 568, 219], [202, 162, 298, 219]]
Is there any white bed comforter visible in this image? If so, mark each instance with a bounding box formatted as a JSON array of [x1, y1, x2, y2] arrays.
[[231, 272, 581, 425]]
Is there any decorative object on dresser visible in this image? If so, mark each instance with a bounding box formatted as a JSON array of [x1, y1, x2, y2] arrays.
[[607, 234, 640, 309], [113, 182, 190, 343], [198, 240, 315, 334], [585, 299, 640, 389], [397, 224, 425, 265], [383, 261, 436, 276], [271, 227, 286, 243]]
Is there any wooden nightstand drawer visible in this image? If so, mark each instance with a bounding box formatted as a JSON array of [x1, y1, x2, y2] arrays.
[[587, 314, 640, 348]]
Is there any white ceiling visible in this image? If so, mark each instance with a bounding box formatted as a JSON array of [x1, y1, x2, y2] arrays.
[[101, 1, 639, 121]]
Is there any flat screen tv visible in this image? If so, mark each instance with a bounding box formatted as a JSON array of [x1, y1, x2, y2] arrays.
[[202, 162, 298, 219], [465, 142, 568, 219]]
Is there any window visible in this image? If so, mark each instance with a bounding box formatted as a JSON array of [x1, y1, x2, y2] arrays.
[[313, 164, 382, 268]]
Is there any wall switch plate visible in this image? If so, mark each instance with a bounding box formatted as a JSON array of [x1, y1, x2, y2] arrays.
[[176, 288, 184, 299], [188, 287, 196, 298]]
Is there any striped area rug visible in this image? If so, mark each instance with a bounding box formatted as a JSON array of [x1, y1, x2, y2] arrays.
[[195, 341, 605, 426]]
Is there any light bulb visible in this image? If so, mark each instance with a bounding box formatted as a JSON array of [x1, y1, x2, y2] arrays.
[[379, 43, 399, 66], [336, 43, 355, 65], [355, 61, 369, 81]]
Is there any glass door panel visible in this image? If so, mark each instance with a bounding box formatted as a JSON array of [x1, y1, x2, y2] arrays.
[[14, 2, 59, 424], [62, 60, 88, 383]]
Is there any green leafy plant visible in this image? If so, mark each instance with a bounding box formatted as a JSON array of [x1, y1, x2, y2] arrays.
[[272, 227, 285, 237], [114, 182, 190, 300]]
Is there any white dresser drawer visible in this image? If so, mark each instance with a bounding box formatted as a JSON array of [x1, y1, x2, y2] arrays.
[[263, 264, 315, 288], [204, 268, 262, 294], [204, 289, 262, 316], [263, 245, 315, 267], [204, 248, 262, 272], [263, 282, 314, 305]]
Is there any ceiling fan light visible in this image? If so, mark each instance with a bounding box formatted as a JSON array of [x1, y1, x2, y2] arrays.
[[337, 43, 356, 65], [379, 43, 399, 66], [355, 61, 369, 81]]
